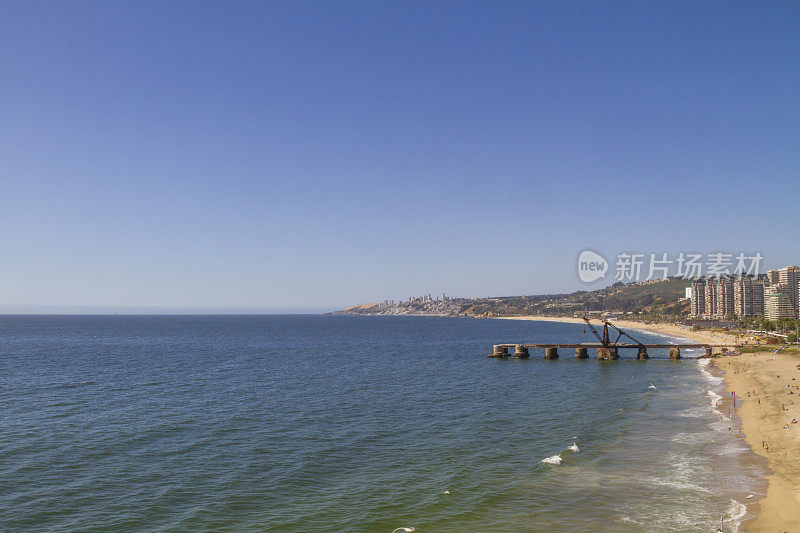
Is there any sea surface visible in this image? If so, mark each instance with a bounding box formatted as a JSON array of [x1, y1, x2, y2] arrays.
[[0, 315, 766, 532]]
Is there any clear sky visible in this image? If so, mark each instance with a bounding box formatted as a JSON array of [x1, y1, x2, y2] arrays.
[[1, 1, 799, 313]]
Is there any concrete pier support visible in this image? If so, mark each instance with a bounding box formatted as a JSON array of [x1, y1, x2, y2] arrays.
[[491, 345, 510, 358], [597, 346, 619, 360], [637, 346, 649, 360], [705, 347, 713, 357], [575, 347, 588, 359], [514, 345, 529, 358], [544, 347, 559, 359], [669, 347, 681, 359]]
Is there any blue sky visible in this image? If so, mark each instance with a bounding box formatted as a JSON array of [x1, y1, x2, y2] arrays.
[[1, 1, 798, 312]]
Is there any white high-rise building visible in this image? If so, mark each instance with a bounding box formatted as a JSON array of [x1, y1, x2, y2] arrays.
[[690, 280, 705, 318], [764, 266, 800, 319]]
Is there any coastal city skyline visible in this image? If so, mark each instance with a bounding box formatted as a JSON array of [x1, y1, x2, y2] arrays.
[[2, 2, 799, 313]]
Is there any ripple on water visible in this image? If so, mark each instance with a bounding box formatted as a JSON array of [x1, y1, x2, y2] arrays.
[[0, 315, 768, 531]]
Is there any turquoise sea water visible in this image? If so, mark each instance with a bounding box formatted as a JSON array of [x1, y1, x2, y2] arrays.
[[0, 315, 765, 531]]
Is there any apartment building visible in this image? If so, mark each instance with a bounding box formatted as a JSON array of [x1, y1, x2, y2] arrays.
[[733, 276, 765, 318], [763, 266, 799, 320], [690, 275, 765, 318], [690, 280, 705, 318]]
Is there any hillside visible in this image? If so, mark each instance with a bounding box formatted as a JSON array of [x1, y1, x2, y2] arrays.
[[335, 278, 691, 320]]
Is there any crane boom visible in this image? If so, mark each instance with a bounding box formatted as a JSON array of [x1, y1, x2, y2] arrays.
[[583, 317, 643, 347], [582, 317, 610, 346], [604, 320, 646, 346]]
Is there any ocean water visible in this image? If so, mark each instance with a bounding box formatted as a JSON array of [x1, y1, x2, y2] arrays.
[[0, 315, 766, 532]]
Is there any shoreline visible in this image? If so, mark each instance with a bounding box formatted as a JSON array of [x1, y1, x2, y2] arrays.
[[715, 352, 800, 531], [500, 315, 800, 531]]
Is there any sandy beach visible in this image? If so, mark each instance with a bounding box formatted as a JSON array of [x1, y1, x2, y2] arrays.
[[501, 315, 800, 531], [499, 315, 739, 346], [716, 353, 800, 531]]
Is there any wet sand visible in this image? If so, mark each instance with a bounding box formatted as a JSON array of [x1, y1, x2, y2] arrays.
[[500, 316, 800, 531]]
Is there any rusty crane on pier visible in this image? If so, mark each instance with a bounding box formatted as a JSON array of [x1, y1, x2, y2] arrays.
[[580, 316, 648, 359]]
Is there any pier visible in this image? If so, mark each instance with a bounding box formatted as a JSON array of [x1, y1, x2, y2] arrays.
[[489, 318, 739, 360]]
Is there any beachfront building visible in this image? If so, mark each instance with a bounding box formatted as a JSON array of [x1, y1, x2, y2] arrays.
[[690, 275, 764, 318], [766, 269, 780, 285], [765, 287, 795, 320], [763, 266, 800, 320], [691, 266, 800, 320], [777, 266, 799, 310], [714, 277, 734, 319], [702, 280, 717, 318], [693, 277, 726, 319], [690, 280, 706, 318], [733, 276, 765, 317], [696, 277, 732, 319]]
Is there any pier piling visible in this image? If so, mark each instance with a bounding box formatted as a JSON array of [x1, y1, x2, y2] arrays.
[[705, 347, 713, 357], [574, 347, 588, 359], [514, 345, 529, 358], [637, 346, 649, 360], [544, 347, 559, 359], [669, 347, 681, 359], [491, 345, 510, 358], [597, 346, 619, 360]]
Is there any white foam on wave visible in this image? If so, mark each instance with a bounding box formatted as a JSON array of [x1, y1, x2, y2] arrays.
[[567, 442, 580, 453], [671, 431, 714, 446], [648, 384, 657, 390], [698, 359, 725, 384], [541, 454, 562, 465], [724, 499, 747, 533], [699, 360, 730, 423], [717, 441, 748, 457], [677, 405, 709, 418], [643, 473, 712, 494], [707, 390, 723, 401], [704, 373, 724, 385], [707, 390, 728, 419]]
